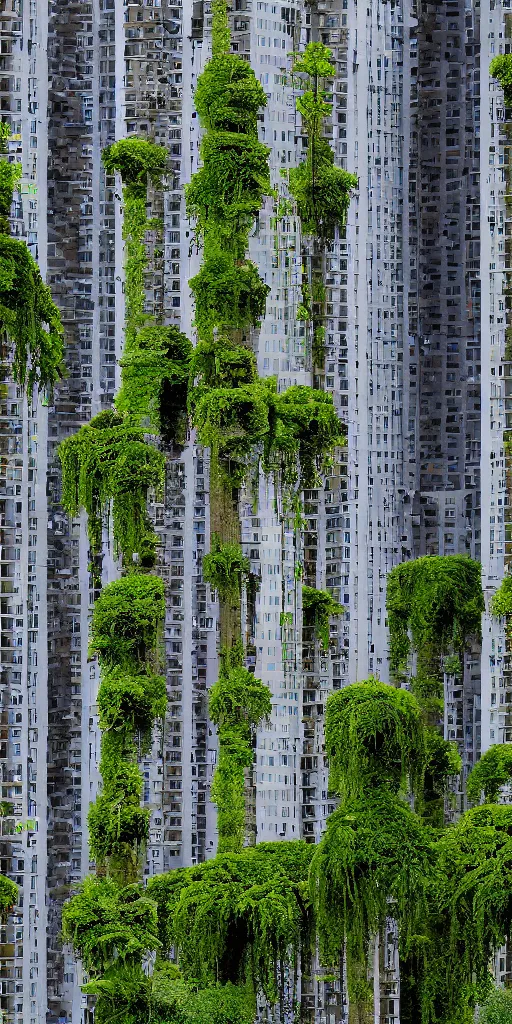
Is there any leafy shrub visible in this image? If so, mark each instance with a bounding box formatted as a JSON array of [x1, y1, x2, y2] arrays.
[[190, 249, 269, 334], [194, 53, 268, 134], [289, 139, 358, 238], [116, 323, 192, 441], [89, 575, 165, 669], [490, 55, 512, 106], [61, 876, 161, 974], [59, 411, 165, 561], [264, 383, 346, 488], [188, 336, 257, 412], [97, 668, 167, 735], [386, 555, 484, 677], [0, 876, 18, 919], [467, 744, 512, 804], [102, 137, 168, 197], [325, 678, 425, 798], [185, 132, 270, 235]]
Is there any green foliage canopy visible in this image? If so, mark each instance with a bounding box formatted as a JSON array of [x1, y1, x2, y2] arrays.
[[102, 136, 168, 198], [386, 555, 484, 677], [490, 55, 512, 107], [147, 842, 313, 1001], [467, 744, 512, 804], [62, 876, 161, 975]]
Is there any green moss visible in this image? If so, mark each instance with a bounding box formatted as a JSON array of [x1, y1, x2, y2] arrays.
[[89, 574, 165, 670], [302, 584, 343, 649], [466, 744, 512, 804], [325, 678, 425, 798], [0, 235, 64, 392], [58, 410, 165, 562]]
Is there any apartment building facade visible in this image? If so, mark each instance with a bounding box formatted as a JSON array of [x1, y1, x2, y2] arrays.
[[0, 0, 508, 1020]]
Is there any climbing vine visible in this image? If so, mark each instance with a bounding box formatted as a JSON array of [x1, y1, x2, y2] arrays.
[[209, 661, 271, 852]]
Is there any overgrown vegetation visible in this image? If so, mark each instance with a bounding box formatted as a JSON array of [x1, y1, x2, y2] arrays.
[[209, 661, 271, 852], [490, 54, 512, 107], [0, 124, 64, 393], [302, 585, 343, 649], [59, 410, 165, 564]]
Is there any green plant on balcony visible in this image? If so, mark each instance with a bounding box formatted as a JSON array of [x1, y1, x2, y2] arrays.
[[490, 55, 512, 106]]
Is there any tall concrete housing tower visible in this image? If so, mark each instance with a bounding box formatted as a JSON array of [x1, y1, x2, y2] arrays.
[[0, 0, 510, 1020]]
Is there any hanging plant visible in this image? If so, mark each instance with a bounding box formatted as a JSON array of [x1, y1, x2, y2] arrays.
[[302, 584, 343, 650], [147, 841, 313, 1002], [264, 384, 346, 489], [88, 792, 150, 865], [386, 555, 484, 678], [324, 678, 425, 799], [58, 410, 165, 562], [190, 249, 270, 335], [0, 235, 64, 392], [194, 382, 271, 481], [89, 574, 165, 669], [466, 743, 512, 804], [202, 536, 250, 605], [188, 336, 258, 413], [310, 789, 432, 968]]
